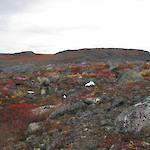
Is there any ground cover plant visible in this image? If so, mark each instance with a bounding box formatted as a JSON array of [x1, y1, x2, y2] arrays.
[[0, 49, 150, 149]]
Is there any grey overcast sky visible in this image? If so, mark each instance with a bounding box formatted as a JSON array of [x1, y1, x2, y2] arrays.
[[0, 0, 150, 54]]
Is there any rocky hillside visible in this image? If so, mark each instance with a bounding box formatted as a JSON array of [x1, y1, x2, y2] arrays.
[[0, 48, 150, 150], [0, 48, 150, 74]]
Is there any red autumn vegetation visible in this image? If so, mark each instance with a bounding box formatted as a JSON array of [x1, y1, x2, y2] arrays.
[[0, 102, 36, 128]]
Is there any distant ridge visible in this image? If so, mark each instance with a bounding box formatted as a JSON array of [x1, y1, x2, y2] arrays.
[[54, 48, 150, 55], [0, 48, 150, 63], [0, 51, 35, 56]]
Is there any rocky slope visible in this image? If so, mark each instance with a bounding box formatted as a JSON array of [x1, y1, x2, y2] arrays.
[[0, 48, 150, 150], [0, 48, 150, 74]]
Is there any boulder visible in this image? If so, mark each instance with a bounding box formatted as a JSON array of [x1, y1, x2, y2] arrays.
[[31, 105, 55, 115], [109, 144, 120, 150], [66, 89, 81, 98], [27, 122, 43, 134], [100, 119, 113, 126], [116, 69, 144, 84], [131, 85, 140, 91], [114, 96, 150, 133], [132, 65, 143, 73], [95, 76, 114, 84], [112, 97, 124, 107], [84, 97, 101, 104], [50, 102, 88, 118], [48, 72, 61, 81], [109, 66, 119, 72]]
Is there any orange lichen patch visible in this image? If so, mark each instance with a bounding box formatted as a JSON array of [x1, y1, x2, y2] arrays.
[[126, 80, 137, 83], [109, 72, 116, 78], [140, 69, 150, 77], [82, 73, 97, 77]]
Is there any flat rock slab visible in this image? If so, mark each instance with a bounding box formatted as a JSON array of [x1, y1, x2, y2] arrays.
[[50, 102, 88, 118], [116, 69, 144, 84], [31, 105, 56, 115], [84, 97, 101, 104]]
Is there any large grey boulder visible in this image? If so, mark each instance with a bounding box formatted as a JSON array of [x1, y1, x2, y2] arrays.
[[114, 96, 150, 133], [50, 102, 87, 118], [116, 69, 144, 84]]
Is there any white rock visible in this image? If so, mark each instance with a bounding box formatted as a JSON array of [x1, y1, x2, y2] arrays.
[[63, 95, 67, 99], [85, 81, 95, 87], [28, 90, 34, 94]]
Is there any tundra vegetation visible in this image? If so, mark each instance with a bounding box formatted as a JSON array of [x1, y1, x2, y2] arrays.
[[0, 49, 150, 149]]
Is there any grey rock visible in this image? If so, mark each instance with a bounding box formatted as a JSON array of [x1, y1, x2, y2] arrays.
[[101, 119, 113, 126], [50, 102, 88, 118], [132, 65, 143, 73], [31, 105, 55, 115], [99, 95, 113, 101], [26, 135, 37, 143], [112, 97, 124, 107], [116, 69, 144, 85], [109, 144, 119, 150], [106, 60, 121, 68], [96, 76, 114, 84], [81, 110, 94, 118], [84, 97, 101, 104], [66, 89, 81, 98], [61, 66, 72, 74], [27, 122, 43, 134], [114, 96, 150, 133], [97, 148, 109, 150], [109, 66, 118, 72], [146, 137, 150, 143], [27, 94, 35, 99], [131, 85, 140, 91], [48, 72, 61, 81], [64, 116, 80, 126], [86, 141, 98, 149]]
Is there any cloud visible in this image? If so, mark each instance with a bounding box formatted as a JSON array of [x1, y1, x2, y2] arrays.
[[0, 16, 10, 31], [0, 0, 150, 54], [0, 0, 39, 14], [25, 25, 100, 35]]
